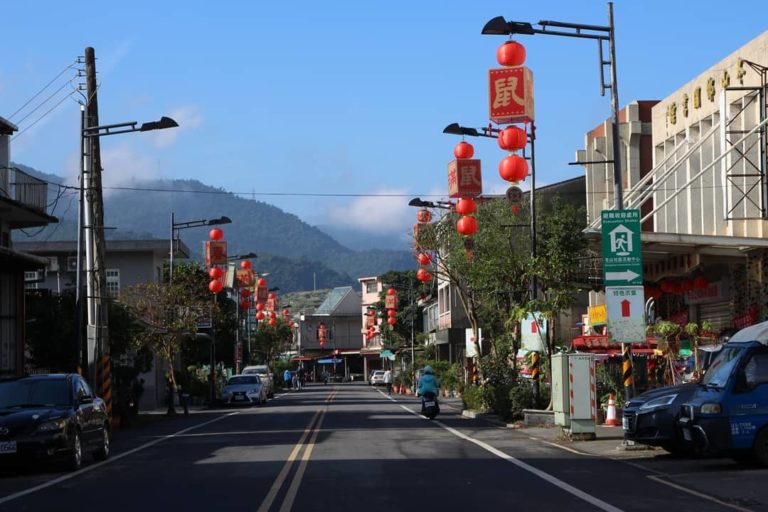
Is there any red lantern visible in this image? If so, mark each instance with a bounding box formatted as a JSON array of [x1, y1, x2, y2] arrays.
[[498, 126, 527, 151], [257, 278, 267, 287], [388, 309, 396, 317], [416, 209, 432, 223], [417, 252, 432, 265], [256, 303, 264, 311], [269, 311, 277, 319], [693, 276, 709, 289], [511, 204, 521, 214], [240, 260, 252, 270], [499, 155, 529, 182], [387, 288, 397, 296], [289, 321, 295, 328], [456, 216, 478, 236], [283, 308, 291, 316], [496, 40, 526, 67], [268, 292, 276, 299], [387, 317, 397, 326], [256, 311, 265, 320], [455, 198, 477, 216], [240, 300, 250, 309], [454, 141, 475, 159], [416, 268, 430, 282], [209, 267, 223, 279], [268, 318, 277, 327], [240, 289, 250, 298], [208, 280, 223, 294], [209, 228, 224, 241]]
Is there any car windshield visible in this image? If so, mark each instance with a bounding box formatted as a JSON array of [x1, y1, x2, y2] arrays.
[[227, 376, 259, 386], [701, 346, 744, 388], [0, 379, 71, 408]]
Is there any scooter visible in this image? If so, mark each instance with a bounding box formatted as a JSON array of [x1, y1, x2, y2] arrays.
[[421, 391, 440, 419]]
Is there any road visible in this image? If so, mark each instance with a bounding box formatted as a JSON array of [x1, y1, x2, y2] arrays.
[[0, 383, 754, 511]]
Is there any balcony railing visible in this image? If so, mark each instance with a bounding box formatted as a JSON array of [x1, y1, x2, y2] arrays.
[[0, 166, 48, 213]]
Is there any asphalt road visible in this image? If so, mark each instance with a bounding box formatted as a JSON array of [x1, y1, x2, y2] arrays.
[[0, 383, 752, 511]]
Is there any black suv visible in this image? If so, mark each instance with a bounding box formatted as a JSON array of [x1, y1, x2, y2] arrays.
[[0, 374, 110, 470]]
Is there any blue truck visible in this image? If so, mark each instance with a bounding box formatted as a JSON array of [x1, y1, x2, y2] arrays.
[[678, 321, 768, 464]]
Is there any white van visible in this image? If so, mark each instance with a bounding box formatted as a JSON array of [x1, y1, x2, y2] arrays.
[[242, 365, 274, 398]]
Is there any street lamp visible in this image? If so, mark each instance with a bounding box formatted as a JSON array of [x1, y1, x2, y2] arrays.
[[169, 214, 231, 282], [408, 197, 452, 210], [226, 252, 258, 373]]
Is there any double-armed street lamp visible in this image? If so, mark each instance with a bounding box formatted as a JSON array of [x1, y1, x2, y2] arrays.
[[227, 252, 258, 373], [169, 214, 231, 282]]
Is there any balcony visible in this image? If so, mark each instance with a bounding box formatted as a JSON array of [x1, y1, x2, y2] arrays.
[[0, 167, 48, 213]]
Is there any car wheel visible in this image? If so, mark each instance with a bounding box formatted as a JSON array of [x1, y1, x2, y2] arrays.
[[68, 429, 83, 471], [93, 424, 110, 461], [753, 428, 768, 466]]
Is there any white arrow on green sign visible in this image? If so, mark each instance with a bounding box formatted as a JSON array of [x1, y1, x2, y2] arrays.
[[601, 209, 643, 287]]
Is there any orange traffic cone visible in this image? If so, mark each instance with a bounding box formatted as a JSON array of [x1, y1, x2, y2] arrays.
[[604, 393, 620, 426]]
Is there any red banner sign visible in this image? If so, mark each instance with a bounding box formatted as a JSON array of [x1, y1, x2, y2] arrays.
[[205, 241, 227, 266], [236, 269, 254, 287], [489, 66, 535, 124], [447, 159, 482, 198], [385, 295, 398, 310], [256, 284, 268, 304]]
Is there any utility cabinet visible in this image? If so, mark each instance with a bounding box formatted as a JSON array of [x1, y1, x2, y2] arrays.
[[552, 353, 596, 437]]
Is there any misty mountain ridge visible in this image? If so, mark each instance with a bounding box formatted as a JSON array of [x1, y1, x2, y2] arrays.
[[13, 163, 415, 292]]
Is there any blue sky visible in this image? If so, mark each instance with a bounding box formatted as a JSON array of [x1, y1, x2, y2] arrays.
[[2, 1, 767, 247]]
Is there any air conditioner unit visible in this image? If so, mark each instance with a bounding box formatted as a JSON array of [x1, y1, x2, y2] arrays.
[[46, 256, 59, 272]]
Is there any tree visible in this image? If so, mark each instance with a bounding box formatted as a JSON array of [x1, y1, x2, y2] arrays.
[[249, 320, 294, 364]]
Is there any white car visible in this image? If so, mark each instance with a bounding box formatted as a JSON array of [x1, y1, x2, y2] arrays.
[[369, 370, 386, 386], [242, 365, 274, 398], [221, 375, 266, 406]]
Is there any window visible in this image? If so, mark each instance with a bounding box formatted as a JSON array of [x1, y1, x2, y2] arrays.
[[366, 282, 377, 294], [106, 269, 120, 298], [745, 352, 768, 387], [24, 271, 39, 290]]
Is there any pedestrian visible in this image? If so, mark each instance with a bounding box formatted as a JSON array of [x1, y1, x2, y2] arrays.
[[283, 368, 292, 390], [297, 366, 306, 390], [383, 368, 393, 395]]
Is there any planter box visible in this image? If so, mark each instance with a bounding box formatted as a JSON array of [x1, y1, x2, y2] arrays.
[[523, 409, 555, 427]]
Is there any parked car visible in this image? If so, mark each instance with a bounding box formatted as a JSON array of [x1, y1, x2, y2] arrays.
[[0, 374, 110, 471], [369, 370, 386, 386], [221, 375, 266, 406], [242, 365, 274, 398]]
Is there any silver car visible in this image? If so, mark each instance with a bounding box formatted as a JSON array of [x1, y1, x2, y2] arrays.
[[221, 375, 266, 406], [242, 365, 274, 398], [369, 370, 386, 386]]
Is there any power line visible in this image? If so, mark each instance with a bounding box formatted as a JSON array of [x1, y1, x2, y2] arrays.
[[8, 60, 78, 120], [13, 77, 78, 126], [11, 90, 79, 141]]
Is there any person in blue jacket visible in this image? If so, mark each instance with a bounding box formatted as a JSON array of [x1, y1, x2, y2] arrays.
[[283, 369, 293, 390], [417, 365, 440, 413]]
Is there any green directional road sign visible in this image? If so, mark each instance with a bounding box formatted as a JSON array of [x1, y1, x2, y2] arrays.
[[601, 209, 643, 287]]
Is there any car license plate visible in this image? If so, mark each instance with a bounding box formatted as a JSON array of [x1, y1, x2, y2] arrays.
[[0, 441, 17, 454], [622, 417, 629, 430], [682, 428, 692, 441], [424, 401, 435, 407]]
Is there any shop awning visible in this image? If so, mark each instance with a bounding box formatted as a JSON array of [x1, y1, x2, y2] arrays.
[[317, 358, 343, 364], [290, 356, 314, 361]]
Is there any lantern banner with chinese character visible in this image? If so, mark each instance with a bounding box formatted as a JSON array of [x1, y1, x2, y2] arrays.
[[413, 223, 438, 251], [266, 296, 278, 312], [256, 283, 269, 304], [447, 159, 482, 198], [236, 268, 254, 287], [385, 295, 398, 310], [488, 66, 535, 125], [205, 241, 228, 266]]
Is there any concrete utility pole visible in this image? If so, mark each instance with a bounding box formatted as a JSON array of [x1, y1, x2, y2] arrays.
[[84, 47, 111, 411]]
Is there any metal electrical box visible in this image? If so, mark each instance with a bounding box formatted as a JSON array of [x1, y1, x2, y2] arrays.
[[552, 353, 596, 436]]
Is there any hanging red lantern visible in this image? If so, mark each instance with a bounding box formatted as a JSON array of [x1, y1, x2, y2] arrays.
[[416, 252, 432, 266], [209, 228, 224, 241], [209, 267, 223, 279], [455, 198, 477, 216], [499, 155, 529, 182], [693, 276, 709, 289], [456, 216, 478, 236], [496, 40, 526, 67], [240, 260, 252, 270], [387, 317, 397, 326], [240, 289, 250, 298], [240, 299, 250, 309], [268, 318, 277, 327], [256, 303, 264, 311], [257, 278, 267, 287], [269, 311, 277, 319], [387, 288, 397, 296], [416, 268, 431, 282], [454, 141, 475, 159], [416, 209, 432, 223], [268, 292, 276, 299], [388, 309, 396, 317], [283, 308, 291, 316], [256, 311, 265, 320], [208, 280, 223, 294], [498, 126, 527, 151]]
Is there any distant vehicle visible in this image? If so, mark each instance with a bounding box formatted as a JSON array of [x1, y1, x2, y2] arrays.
[[242, 365, 274, 398], [0, 374, 110, 471], [221, 375, 267, 406], [369, 371, 386, 386]]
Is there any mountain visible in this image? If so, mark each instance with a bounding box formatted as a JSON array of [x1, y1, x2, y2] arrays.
[[12, 164, 415, 292]]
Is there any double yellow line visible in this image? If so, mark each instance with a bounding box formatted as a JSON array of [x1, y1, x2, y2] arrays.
[[257, 390, 337, 512]]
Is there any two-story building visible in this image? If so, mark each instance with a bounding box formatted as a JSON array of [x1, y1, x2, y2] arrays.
[[0, 116, 57, 378]]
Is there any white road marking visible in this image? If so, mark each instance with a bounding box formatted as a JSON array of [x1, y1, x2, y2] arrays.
[[646, 474, 754, 511], [0, 412, 238, 506]]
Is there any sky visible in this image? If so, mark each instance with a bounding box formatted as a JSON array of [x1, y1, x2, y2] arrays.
[[3, 0, 768, 248]]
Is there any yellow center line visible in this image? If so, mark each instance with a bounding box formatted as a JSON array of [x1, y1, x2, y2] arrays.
[[257, 389, 337, 512], [278, 409, 326, 512]]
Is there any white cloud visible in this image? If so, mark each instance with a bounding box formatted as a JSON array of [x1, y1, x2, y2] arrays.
[[151, 105, 203, 148], [100, 144, 162, 194], [326, 187, 412, 233]]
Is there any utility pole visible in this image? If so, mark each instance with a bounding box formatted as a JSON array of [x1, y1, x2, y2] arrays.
[[84, 47, 112, 414]]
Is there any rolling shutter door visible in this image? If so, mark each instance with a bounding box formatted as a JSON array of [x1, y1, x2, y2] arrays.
[[698, 301, 731, 332]]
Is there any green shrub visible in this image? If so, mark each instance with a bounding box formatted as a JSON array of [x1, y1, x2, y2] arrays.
[[508, 380, 534, 420], [462, 384, 493, 412]]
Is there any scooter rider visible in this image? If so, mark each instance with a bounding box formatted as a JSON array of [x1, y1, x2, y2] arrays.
[[417, 365, 440, 413]]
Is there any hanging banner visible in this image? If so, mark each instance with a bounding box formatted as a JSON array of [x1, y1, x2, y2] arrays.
[[205, 241, 227, 266], [489, 66, 535, 124], [385, 295, 398, 310], [447, 159, 483, 198], [521, 313, 547, 352], [256, 284, 268, 304], [236, 269, 254, 287]]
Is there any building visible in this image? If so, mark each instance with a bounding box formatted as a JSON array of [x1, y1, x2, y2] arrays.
[[0, 116, 57, 377]]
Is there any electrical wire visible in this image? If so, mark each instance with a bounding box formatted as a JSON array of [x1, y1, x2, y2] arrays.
[[11, 89, 79, 141], [7, 60, 78, 121], [13, 77, 78, 126]]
